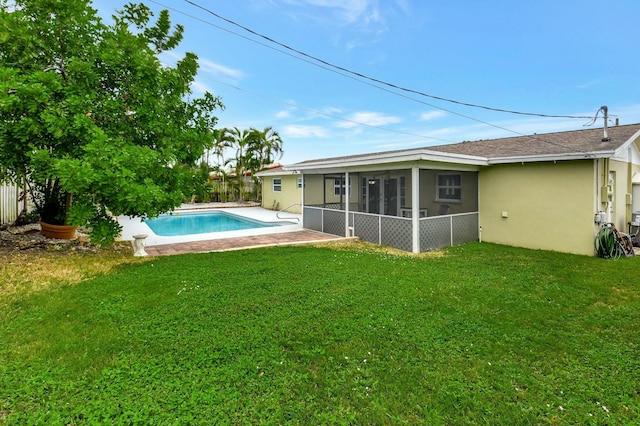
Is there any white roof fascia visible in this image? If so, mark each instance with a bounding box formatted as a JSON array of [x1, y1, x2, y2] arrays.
[[611, 129, 640, 164], [613, 129, 640, 153], [487, 151, 613, 164], [286, 149, 488, 172], [255, 168, 300, 177]]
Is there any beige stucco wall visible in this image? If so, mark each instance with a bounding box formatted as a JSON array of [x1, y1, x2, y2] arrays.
[[479, 160, 596, 255], [260, 175, 302, 214], [303, 175, 358, 206], [414, 170, 479, 215], [303, 175, 324, 206]]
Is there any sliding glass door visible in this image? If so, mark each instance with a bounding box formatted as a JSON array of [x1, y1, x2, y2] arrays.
[[362, 176, 401, 216]]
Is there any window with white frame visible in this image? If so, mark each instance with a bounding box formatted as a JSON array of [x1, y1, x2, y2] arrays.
[[297, 177, 303, 189], [334, 178, 345, 196], [437, 173, 461, 201], [272, 178, 282, 192]]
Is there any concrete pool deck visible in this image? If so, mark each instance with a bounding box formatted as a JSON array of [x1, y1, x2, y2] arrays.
[[117, 203, 345, 255], [144, 230, 345, 256]]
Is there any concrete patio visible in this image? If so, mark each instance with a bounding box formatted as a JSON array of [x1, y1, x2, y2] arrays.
[[144, 229, 344, 256]]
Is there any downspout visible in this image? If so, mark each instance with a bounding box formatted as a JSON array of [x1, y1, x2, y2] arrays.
[[323, 174, 327, 207], [595, 158, 600, 225], [602, 158, 611, 222]]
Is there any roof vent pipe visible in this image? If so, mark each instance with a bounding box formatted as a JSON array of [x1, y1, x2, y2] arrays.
[[601, 105, 610, 142]]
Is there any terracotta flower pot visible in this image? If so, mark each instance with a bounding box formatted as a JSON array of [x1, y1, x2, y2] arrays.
[[40, 222, 77, 240]]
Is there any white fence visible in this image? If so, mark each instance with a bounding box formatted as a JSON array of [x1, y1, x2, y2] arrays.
[[0, 184, 19, 225]]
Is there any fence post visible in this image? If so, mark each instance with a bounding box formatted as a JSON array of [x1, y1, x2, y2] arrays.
[[450, 216, 454, 247]]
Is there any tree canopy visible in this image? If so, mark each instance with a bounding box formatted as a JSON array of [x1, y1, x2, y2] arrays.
[[0, 0, 223, 244]]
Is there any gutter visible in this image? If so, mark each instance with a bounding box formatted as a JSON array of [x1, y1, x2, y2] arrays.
[[283, 147, 621, 173], [487, 151, 615, 165]]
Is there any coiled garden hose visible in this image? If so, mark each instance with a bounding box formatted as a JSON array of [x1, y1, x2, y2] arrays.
[[594, 225, 624, 259]]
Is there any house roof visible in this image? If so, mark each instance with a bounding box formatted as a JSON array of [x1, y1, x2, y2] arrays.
[[287, 123, 640, 172], [255, 164, 300, 177], [428, 123, 640, 159]]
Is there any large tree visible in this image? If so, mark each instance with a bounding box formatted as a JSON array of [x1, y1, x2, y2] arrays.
[[0, 0, 223, 244]]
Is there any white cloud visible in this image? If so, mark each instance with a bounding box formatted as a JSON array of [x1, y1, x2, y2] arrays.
[[320, 106, 344, 115], [419, 110, 447, 121], [197, 58, 246, 82], [282, 124, 329, 138], [276, 110, 292, 119], [283, 0, 370, 23], [160, 51, 245, 85], [393, 0, 410, 15], [577, 80, 599, 89], [279, 0, 387, 35], [191, 80, 212, 95], [336, 111, 402, 128]]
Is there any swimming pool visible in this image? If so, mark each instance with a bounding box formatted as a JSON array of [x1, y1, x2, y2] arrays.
[[145, 210, 285, 237]]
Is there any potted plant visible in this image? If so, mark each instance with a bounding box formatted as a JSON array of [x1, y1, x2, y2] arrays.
[[31, 179, 77, 239]]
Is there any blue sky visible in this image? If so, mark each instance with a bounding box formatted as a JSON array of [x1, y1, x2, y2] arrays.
[[93, 0, 640, 164]]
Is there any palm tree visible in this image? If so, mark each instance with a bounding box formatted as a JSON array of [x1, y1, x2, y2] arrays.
[[227, 127, 257, 200], [209, 128, 233, 201], [252, 126, 284, 171], [246, 126, 283, 201], [210, 128, 233, 168]]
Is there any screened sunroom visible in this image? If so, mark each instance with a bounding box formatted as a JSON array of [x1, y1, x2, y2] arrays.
[[288, 150, 483, 253]]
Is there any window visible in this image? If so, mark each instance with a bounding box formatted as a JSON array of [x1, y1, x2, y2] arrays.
[[272, 178, 282, 192], [334, 178, 345, 196], [297, 177, 303, 189], [437, 174, 461, 201]]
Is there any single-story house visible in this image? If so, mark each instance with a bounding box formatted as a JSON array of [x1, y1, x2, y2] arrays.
[[269, 123, 640, 256], [256, 166, 303, 214]]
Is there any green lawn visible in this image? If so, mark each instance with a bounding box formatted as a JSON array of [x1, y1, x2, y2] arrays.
[[1, 242, 639, 424]]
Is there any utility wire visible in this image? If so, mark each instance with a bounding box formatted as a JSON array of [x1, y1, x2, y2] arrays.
[[184, 0, 594, 120], [146, 0, 528, 139], [145, 0, 594, 155], [212, 76, 589, 155], [147, 0, 590, 152], [144, 0, 456, 142], [209, 78, 456, 144]]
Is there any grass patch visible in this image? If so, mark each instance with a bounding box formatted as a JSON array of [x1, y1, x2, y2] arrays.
[[0, 243, 146, 304], [1, 242, 639, 424]]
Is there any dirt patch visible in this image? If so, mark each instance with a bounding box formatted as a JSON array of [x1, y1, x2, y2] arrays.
[[0, 223, 102, 256]]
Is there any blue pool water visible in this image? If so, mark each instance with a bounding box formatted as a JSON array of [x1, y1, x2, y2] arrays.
[[145, 210, 283, 237]]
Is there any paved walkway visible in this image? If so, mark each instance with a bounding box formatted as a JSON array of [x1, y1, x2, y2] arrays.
[[144, 230, 345, 256]]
